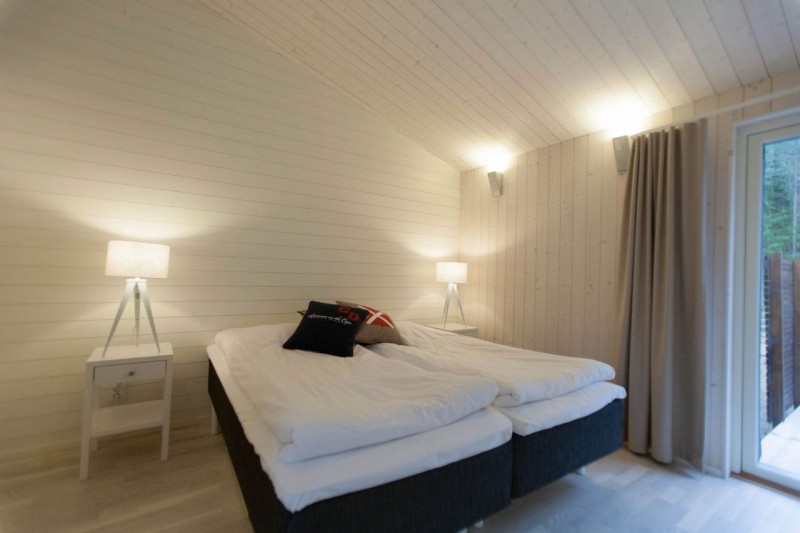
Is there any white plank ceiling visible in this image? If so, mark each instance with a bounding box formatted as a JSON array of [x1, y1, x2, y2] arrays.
[[202, 0, 800, 170]]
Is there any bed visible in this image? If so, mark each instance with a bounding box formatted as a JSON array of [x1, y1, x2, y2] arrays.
[[206, 319, 514, 533], [369, 321, 626, 498]]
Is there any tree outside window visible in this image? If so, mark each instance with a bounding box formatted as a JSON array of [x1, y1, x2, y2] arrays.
[[763, 137, 800, 258]]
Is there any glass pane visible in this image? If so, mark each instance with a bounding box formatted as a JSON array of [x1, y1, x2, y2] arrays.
[[758, 134, 800, 477]]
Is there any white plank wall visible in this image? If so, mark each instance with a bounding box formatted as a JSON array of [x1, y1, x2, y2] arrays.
[[205, 0, 800, 171], [0, 0, 461, 456], [460, 134, 620, 362], [459, 69, 800, 473]]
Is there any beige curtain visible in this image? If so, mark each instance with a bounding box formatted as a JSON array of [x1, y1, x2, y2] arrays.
[[616, 121, 708, 469]]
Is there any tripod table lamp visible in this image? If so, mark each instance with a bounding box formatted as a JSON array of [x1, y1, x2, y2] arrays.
[[103, 240, 170, 356], [436, 261, 467, 326]]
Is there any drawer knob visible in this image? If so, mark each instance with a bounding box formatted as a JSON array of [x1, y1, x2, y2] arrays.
[[128, 370, 135, 376]]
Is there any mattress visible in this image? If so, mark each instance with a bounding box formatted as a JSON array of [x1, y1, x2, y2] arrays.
[[207, 345, 512, 513]]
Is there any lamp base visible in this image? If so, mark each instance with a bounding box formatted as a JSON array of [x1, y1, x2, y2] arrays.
[[441, 282, 466, 327], [103, 278, 161, 357]]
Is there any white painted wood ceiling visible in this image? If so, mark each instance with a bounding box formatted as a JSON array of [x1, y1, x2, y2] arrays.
[[202, 0, 800, 170]]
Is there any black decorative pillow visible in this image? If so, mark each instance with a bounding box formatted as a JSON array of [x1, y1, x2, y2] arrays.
[[283, 301, 369, 357]]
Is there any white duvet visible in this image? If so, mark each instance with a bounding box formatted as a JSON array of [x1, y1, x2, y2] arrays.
[[370, 321, 616, 407], [215, 323, 499, 462], [494, 381, 627, 436]]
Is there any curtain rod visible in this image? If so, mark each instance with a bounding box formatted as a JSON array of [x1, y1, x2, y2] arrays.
[[636, 84, 800, 136]]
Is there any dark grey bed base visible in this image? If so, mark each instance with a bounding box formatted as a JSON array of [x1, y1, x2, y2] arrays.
[[510, 399, 624, 498], [208, 361, 513, 533]]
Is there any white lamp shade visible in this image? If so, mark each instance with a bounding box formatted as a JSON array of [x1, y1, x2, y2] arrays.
[[436, 261, 467, 284], [105, 241, 170, 279]]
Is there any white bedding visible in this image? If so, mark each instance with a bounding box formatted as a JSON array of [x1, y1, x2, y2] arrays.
[[215, 323, 499, 462], [494, 382, 627, 436], [370, 321, 617, 407], [208, 345, 512, 512]]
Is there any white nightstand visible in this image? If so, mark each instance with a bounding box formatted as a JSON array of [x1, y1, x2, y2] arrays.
[[427, 323, 479, 338], [80, 343, 173, 480]]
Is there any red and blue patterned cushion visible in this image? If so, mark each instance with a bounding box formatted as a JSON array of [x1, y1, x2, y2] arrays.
[[336, 301, 407, 345]]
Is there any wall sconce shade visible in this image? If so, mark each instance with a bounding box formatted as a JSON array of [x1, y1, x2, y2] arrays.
[[103, 241, 170, 356], [436, 261, 468, 284], [612, 135, 631, 173], [105, 240, 170, 278], [488, 171, 504, 198], [436, 261, 467, 326]]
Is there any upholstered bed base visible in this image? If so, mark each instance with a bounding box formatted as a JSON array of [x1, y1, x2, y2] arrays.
[[208, 361, 512, 533], [510, 399, 624, 498]]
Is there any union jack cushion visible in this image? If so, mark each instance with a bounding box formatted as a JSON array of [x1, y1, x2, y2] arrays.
[[336, 301, 407, 345]]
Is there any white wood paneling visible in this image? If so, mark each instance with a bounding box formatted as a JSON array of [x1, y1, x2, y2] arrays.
[[461, 134, 614, 357], [601, 0, 692, 106], [458, 71, 800, 474], [669, 0, 740, 93], [634, 0, 715, 101], [205, 0, 796, 170], [704, 0, 770, 85], [0, 0, 460, 456], [741, 0, 799, 76]]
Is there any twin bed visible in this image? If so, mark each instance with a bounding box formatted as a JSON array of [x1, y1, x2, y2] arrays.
[[207, 304, 625, 532], [372, 321, 625, 497]]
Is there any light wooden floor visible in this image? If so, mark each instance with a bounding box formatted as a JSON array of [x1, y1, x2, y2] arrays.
[[2, 421, 800, 533], [0, 421, 252, 533], [481, 450, 800, 532]]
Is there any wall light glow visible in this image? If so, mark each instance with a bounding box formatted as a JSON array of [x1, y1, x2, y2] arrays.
[[472, 146, 512, 173], [589, 98, 650, 139]]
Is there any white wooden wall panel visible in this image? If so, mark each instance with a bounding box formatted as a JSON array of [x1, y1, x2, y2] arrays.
[[546, 144, 562, 354], [570, 135, 588, 357], [0, 0, 461, 456], [782, 0, 800, 65], [634, 0, 715, 101], [703, 0, 770, 84], [602, 0, 691, 107], [485, 0, 587, 137], [459, 71, 800, 474], [357, 0, 532, 153], [668, 0, 740, 93], [741, 0, 799, 76], [409, 0, 556, 148], [205, 0, 796, 171]]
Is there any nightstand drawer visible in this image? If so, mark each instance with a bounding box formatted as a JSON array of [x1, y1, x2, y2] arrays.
[[94, 360, 166, 385]]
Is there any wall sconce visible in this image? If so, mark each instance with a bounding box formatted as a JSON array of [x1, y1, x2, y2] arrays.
[[612, 135, 631, 173], [488, 171, 503, 198], [436, 261, 467, 326], [103, 240, 170, 356]]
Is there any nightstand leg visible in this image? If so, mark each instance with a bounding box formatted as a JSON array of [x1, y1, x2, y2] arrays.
[[90, 388, 100, 451], [160, 358, 173, 461], [79, 369, 94, 480]]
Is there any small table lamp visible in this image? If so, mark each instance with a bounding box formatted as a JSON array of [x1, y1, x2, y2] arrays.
[[436, 261, 467, 326], [103, 240, 170, 356]]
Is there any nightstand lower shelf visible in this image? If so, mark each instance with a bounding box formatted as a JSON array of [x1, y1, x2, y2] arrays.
[[91, 400, 166, 438]]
